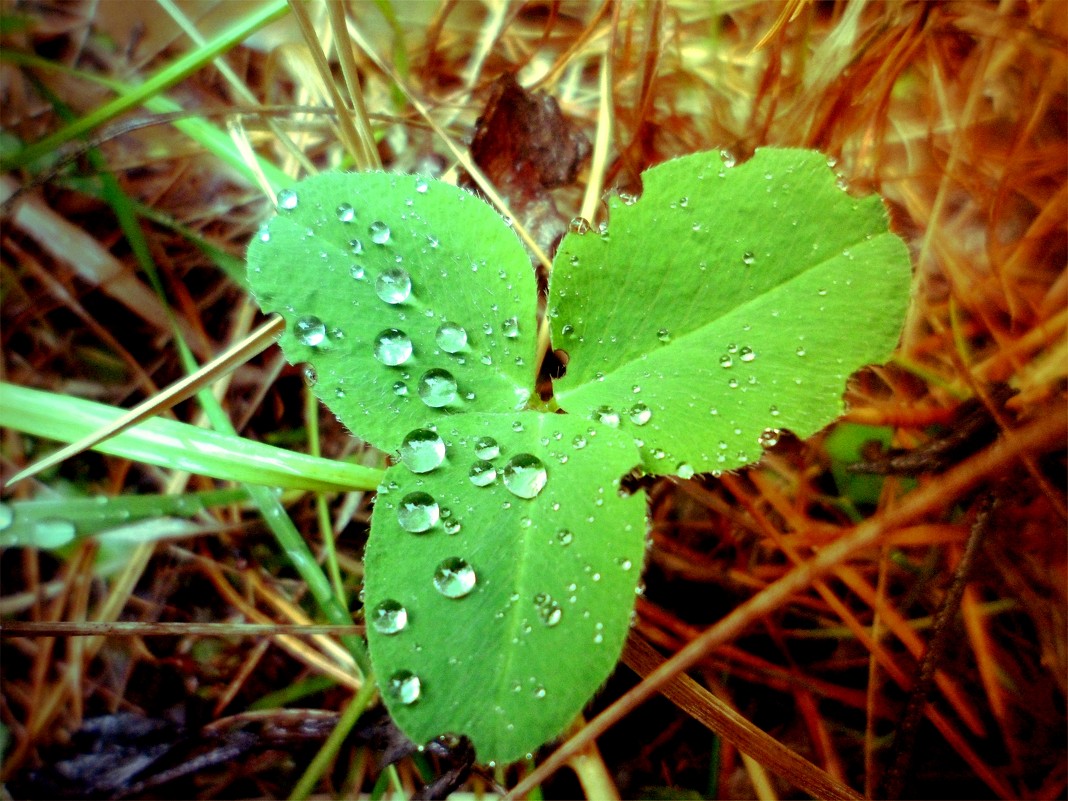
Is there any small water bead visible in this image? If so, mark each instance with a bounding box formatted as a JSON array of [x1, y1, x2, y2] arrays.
[[336, 203, 355, 222], [727, 378, 739, 388], [469, 460, 497, 487], [629, 403, 652, 426], [572, 435, 587, 449], [657, 328, 672, 343], [769, 404, 781, 416], [796, 345, 807, 357], [435, 322, 468, 352], [676, 463, 696, 480], [294, 315, 326, 347], [367, 220, 391, 245], [417, 368, 458, 408], [373, 329, 413, 366], [511, 420, 524, 433], [399, 429, 446, 473], [759, 428, 781, 448], [568, 217, 591, 235], [594, 406, 620, 427], [433, 557, 477, 598], [392, 381, 408, 396], [617, 557, 633, 571], [415, 179, 429, 193], [0, 503, 13, 531], [742, 251, 756, 266], [719, 354, 733, 368], [302, 365, 317, 386], [277, 188, 298, 210], [533, 593, 562, 627], [256, 225, 270, 243], [370, 599, 408, 634], [350, 264, 365, 280], [502, 453, 548, 499], [474, 436, 500, 460], [376, 267, 412, 304], [397, 492, 439, 533], [556, 529, 573, 546], [502, 316, 520, 338], [443, 518, 462, 535], [739, 346, 756, 362], [349, 238, 364, 255], [387, 670, 421, 705], [31, 518, 76, 548]]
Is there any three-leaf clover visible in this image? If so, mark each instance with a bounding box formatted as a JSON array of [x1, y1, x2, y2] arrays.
[[246, 148, 912, 763]]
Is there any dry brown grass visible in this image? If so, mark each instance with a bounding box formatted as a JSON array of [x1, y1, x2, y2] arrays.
[[1, 1, 1065, 799]]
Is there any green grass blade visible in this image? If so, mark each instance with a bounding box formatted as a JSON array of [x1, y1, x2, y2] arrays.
[[2, 0, 289, 171], [0, 383, 383, 492]]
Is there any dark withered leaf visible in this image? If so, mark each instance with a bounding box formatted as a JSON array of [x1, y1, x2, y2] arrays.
[[464, 72, 591, 260]]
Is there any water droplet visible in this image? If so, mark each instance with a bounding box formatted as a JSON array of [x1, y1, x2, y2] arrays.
[[727, 378, 739, 388], [657, 328, 672, 343], [572, 435, 587, 449], [31, 518, 76, 548], [376, 267, 412, 304], [257, 225, 270, 242], [336, 203, 354, 222], [742, 251, 755, 265], [511, 420, 524, 432], [568, 217, 591, 234], [350, 264, 365, 280], [277, 188, 298, 210], [719, 354, 733, 368], [502, 316, 520, 338], [369, 220, 391, 244], [739, 346, 755, 362], [469, 460, 497, 487], [502, 453, 548, 499], [433, 557, 477, 598], [594, 406, 620, 427], [720, 150, 736, 168], [415, 179, 429, 193], [294, 315, 326, 347], [676, 463, 695, 479], [444, 518, 462, 535], [387, 670, 421, 704], [302, 365, 317, 386], [435, 322, 467, 353], [397, 492, 439, 533], [399, 429, 446, 473], [392, 381, 408, 396], [759, 428, 781, 448], [619, 191, 638, 206], [370, 599, 408, 634], [796, 345, 807, 357], [617, 557, 633, 571], [373, 329, 413, 366], [769, 404, 781, 417], [629, 403, 652, 426], [418, 368, 458, 408], [533, 593, 562, 627], [470, 437, 499, 461], [0, 503, 12, 531], [349, 238, 364, 255], [556, 529, 573, 546]]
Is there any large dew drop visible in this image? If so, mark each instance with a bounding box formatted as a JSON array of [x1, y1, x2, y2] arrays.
[[373, 329, 413, 366], [369, 220, 391, 244], [387, 670, 421, 705], [474, 436, 499, 460], [469, 460, 497, 487], [502, 453, 548, 499], [418, 369, 458, 408], [294, 315, 326, 347], [435, 322, 468, 353], [433, 557, 477, 598], [376, 267, 412, 304], [399, 429, 446, 473], [629, 402, 652, 426], [397, 492, 439, 533], [370, 599, 408, 634]]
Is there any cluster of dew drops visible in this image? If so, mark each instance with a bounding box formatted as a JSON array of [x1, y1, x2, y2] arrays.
[[370, 429, 553, 707], [272, 181, 476, 409]]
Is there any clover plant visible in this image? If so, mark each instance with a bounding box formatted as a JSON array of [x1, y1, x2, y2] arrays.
[[246, 148, 912, 763]]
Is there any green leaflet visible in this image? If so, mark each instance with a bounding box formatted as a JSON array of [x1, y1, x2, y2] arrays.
[[246, 149, 912, 765], [550, 148, 913, 475], [247, 172, 537, 453], [364, 412, 645, 762]]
